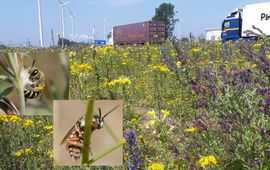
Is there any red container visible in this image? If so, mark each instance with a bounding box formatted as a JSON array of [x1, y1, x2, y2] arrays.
[[113, 21, 165, 45]]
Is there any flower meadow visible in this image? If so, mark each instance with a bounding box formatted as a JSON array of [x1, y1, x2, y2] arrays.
[[0, 115, 53, 169], [0, 38, 270, 169], [69, 38, 270, 169]]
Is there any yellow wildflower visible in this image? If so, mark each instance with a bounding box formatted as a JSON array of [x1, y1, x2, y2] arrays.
[[105, 76, 131, 87], [9, 115, 20, 123], [130, 118, 137, 124], [161, 109, 170, 121], [196, 155, 217, 167], [161, 109, 170, 117], [24, 148, 32, 155], [185, 127, 198, 133], [70, 60, 92, 76], [43, 125, 53, 131], [191, 48, 201, 53], [145, 120, 156, 128], [151, 65, 170, 73], [47, 150, 54, 159], [0, 115, 9, 122], [15, 149, 24, 156], [147, 163, 164, 170], [176, 61, 181, 68], [69, 51, 77, 57], [147, 110, 156, 118], [253, 43, 261, 49], [23, 119, 34, 127]]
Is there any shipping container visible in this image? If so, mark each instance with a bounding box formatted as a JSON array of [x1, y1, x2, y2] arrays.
[[113, 21, 165, 45]]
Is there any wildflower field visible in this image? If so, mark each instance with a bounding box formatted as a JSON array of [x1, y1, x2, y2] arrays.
[[69, 39, 270, 169], [0, 115, 53, 169]]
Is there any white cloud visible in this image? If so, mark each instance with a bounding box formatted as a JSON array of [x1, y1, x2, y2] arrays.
[[69, 33, 93, 42]]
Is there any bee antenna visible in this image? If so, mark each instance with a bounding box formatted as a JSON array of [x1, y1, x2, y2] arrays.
[[98, 108, 102, 119], [101, 105, 119, 121], [31, 60, 36, 69]]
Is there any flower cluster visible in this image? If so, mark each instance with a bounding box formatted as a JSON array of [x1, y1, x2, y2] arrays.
[[104, 76, 132, 87], [196, 155, 217, 167], [125, 130, 143, 170]]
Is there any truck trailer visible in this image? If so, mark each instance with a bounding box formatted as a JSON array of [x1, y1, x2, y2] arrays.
[[221, 2, 270, 41], [113, 21, 165, 45]]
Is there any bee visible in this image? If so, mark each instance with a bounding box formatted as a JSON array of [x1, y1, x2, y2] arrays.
[[23, 60, 46, 99], [60, 105, 119, 161], [0, 96, 20, 115]]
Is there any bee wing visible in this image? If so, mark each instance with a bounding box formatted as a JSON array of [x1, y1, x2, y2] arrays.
[[0, 97, 20, 115], [60, 123, 77, 145], [60, 115, 84, 145]]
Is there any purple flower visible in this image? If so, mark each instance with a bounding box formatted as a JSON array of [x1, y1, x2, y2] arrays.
[[125, 130, 143, 170]]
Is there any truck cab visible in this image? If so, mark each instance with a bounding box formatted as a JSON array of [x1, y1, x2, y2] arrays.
[[221, 8, 242, 41]]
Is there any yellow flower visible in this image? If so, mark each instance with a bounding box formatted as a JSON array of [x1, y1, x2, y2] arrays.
[[161, 109, 170, 117], [70, 60, 92, 76], [47, 150, 54, 159], [9, 115, 20, 123], [151, 65, 170, 73], [24, 148, 32, 155], [15, 149, 24, 157], [147, 110, 156, 118], [185, 127, 198, 133], [145, 120, 156, 128], [196, 155, 217, 167], [161, 109, 170, 121], [0, 115, 9, 122], [69, 51, 77, 57], [105, 76, 131, 87], [43, 125, 53, 131], [23, 119, 34, 127], [253, 43, 261, 49], [148, 163, 164, 170], [129, 118, 137, 124], [176, 61, 181, 68], [191, 48, 201, 53]]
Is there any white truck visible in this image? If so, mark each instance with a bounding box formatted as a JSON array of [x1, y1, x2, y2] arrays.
[[221, 2, 270, 41]]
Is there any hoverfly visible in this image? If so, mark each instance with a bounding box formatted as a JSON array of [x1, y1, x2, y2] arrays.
[[0, 96, 20, 115], [23, 60, 46, 99], [60, 105, 119, 161]]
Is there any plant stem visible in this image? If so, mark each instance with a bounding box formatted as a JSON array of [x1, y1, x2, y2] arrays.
[[86, 139, 124, 165], [81, 100, 94, 164]]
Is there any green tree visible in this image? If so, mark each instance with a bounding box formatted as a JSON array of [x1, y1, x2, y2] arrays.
[[152, 3, 176, 39]]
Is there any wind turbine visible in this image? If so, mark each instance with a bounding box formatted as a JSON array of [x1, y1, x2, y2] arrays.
[[37, 0, 44, 47], [58, 0, 71, 47], [102, 17, 106, 40], [68, 7, 76, 41]]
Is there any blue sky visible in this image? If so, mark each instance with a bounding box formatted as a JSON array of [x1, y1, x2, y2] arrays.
[[1, 0, 269, 46]]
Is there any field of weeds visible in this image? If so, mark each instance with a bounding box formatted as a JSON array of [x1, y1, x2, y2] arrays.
[[0, 38, 270, 169], [69, 39, 270, 169]]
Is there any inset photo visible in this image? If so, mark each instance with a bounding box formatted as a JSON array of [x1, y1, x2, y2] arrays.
[[53, 100, 123, 166], [0, 52, 69, 115]]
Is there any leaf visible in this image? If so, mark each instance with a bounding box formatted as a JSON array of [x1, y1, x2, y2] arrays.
[[0, 75, 13, 84], [0, 86, 14, 97]]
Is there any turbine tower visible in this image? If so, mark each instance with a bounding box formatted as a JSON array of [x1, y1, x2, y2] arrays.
[[68, 7, 76, 41], [37, 0, 44, 47], [102, 17, 106, 40], [58, 0, 70, 47]]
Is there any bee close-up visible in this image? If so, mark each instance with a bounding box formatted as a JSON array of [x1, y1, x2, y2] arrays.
[[60, 105, 119, 161], [22, 60, 46, 100]]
